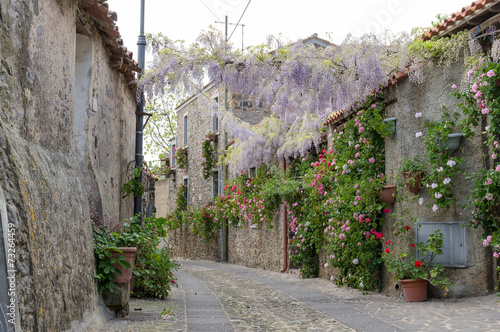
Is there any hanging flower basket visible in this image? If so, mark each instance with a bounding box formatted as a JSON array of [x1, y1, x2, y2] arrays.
[[382, 117, 397, 139], [378, 185, 396, 203], [438, 133, 463, 154], [402, 171, 425, 193], [400, 278, 428, 302]]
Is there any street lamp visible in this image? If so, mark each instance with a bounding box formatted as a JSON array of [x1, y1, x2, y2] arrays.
[[134, 0, 146, 219]]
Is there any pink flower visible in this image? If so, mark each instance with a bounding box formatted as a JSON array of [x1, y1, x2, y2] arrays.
[[485, 178, 493, 185], [383, 208, 390, 213], [468, 70, 473, 77], [451, 84, 457, 89], [494, 252, 499, 258], [369, 157, 375, 163], [487, 69, 495, 77], [486, 193, 493, 201], [371, 104, 376, 108], [492, 153, 497, 160], [496, 165, 500, 172], [482, 108, 490, 114], [415, 112, 422, 118]]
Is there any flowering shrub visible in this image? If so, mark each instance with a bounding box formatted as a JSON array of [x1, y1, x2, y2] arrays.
[[383, 225, 453, 288], [201, 132, 217, 179], [174, 146, 188, 169], [420, 111, 465, 210], [287, 95, 389, 289]]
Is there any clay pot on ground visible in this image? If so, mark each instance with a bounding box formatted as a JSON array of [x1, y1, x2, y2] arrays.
[[378, 185, 396, 204], [402, 171, 425, 193], [111, 247, 137, 283], [400, 278, 428, 302]]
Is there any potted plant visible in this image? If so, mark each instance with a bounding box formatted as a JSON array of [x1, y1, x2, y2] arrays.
[[400, 157, 426, 193], [378, 184, 396, 203], [383, 225, 453, 302]]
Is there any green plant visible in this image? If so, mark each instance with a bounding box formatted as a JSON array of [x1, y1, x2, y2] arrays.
[[401, 157, 425, 173], [122, 216, 178, 298], [421, 111, 465, 210], [92, 224, 131, 293], [175, 146, 188, 169], [120, 167, 145, 198], [201, 132, 217, 179], [383, 226, 453, 288]]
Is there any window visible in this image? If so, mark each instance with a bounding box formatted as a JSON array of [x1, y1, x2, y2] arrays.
[[213, 170, 219, 198], [183, 177, 189, 205], [171, 141, 176, 167], [212, 114, 219, 132], [183, 114, 188, 146], [212, 95, 219, 132]]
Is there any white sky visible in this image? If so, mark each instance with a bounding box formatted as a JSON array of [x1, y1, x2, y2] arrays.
[[107, 0, 464, 62]]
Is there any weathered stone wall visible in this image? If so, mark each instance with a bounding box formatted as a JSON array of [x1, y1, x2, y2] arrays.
[[0, 0, 137, 330]]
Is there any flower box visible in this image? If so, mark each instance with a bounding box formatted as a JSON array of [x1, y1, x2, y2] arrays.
[[402, 171, 424, 193]]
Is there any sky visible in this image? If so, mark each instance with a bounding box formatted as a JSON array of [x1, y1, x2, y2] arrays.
[[107, 0, 465, 63]]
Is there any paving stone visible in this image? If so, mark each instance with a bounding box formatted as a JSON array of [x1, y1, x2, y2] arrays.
[[97, 260, 500, 331]]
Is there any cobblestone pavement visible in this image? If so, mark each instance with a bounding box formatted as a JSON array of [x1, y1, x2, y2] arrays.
[[98, 260, 500, 332]]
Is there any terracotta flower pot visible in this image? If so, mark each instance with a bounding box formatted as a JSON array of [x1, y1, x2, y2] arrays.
[[378, 185, 396, 204], [400, 278, 428, 302], [110, 247, 137, 284], [402, 171, 424, 193]]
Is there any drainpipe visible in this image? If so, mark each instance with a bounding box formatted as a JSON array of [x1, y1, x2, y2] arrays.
[[134, 0, 146, 219], [281, 156, 288, 273]]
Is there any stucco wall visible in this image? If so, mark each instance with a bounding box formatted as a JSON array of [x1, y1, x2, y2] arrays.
[[380, 63, 494, 298], [0, 0, 137, 330]]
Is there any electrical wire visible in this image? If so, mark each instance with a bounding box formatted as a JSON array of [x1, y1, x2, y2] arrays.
[[199, 0, 221, 21], [228, 0, 251, 41]]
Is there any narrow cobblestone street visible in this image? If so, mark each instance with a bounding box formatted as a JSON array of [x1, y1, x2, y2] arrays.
[[98, 260, 500, 332]]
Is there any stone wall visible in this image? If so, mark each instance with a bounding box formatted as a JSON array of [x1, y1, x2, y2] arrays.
[[0, 0, 137, 330]]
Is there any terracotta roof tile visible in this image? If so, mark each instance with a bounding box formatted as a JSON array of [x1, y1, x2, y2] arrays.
[[422, 0, 496, 41]]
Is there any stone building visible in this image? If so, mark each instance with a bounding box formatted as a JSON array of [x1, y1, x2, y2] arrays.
[[156, 35, 331, 270], [157, 1, 500, 299], [0, 0, 143, 330]]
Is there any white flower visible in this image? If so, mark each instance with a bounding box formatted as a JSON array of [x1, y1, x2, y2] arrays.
[[418, 197, 424, 205], [324, 263, 329, 268], [431, 183, 438, 188], [447, 160, 456, 167], [486, 126, 491, 131], [415, 112, 423, 118], [330, 276, 334, 281], [432, 204, 439, 211], [435, 192, 443, 199], [415, 132, 423, 138], [352, 258, 359, 265], [437, 167, 443, 172], [443, 178, 451, 185]]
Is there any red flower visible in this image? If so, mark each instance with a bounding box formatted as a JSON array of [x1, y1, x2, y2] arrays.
[[414, 260, 423, 268], [405, 225, 411, 230], [385, 240, 391, 246], [383, 208, 390, 213], [385, 248, 390, 253], [410, 243, 415, 248]]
